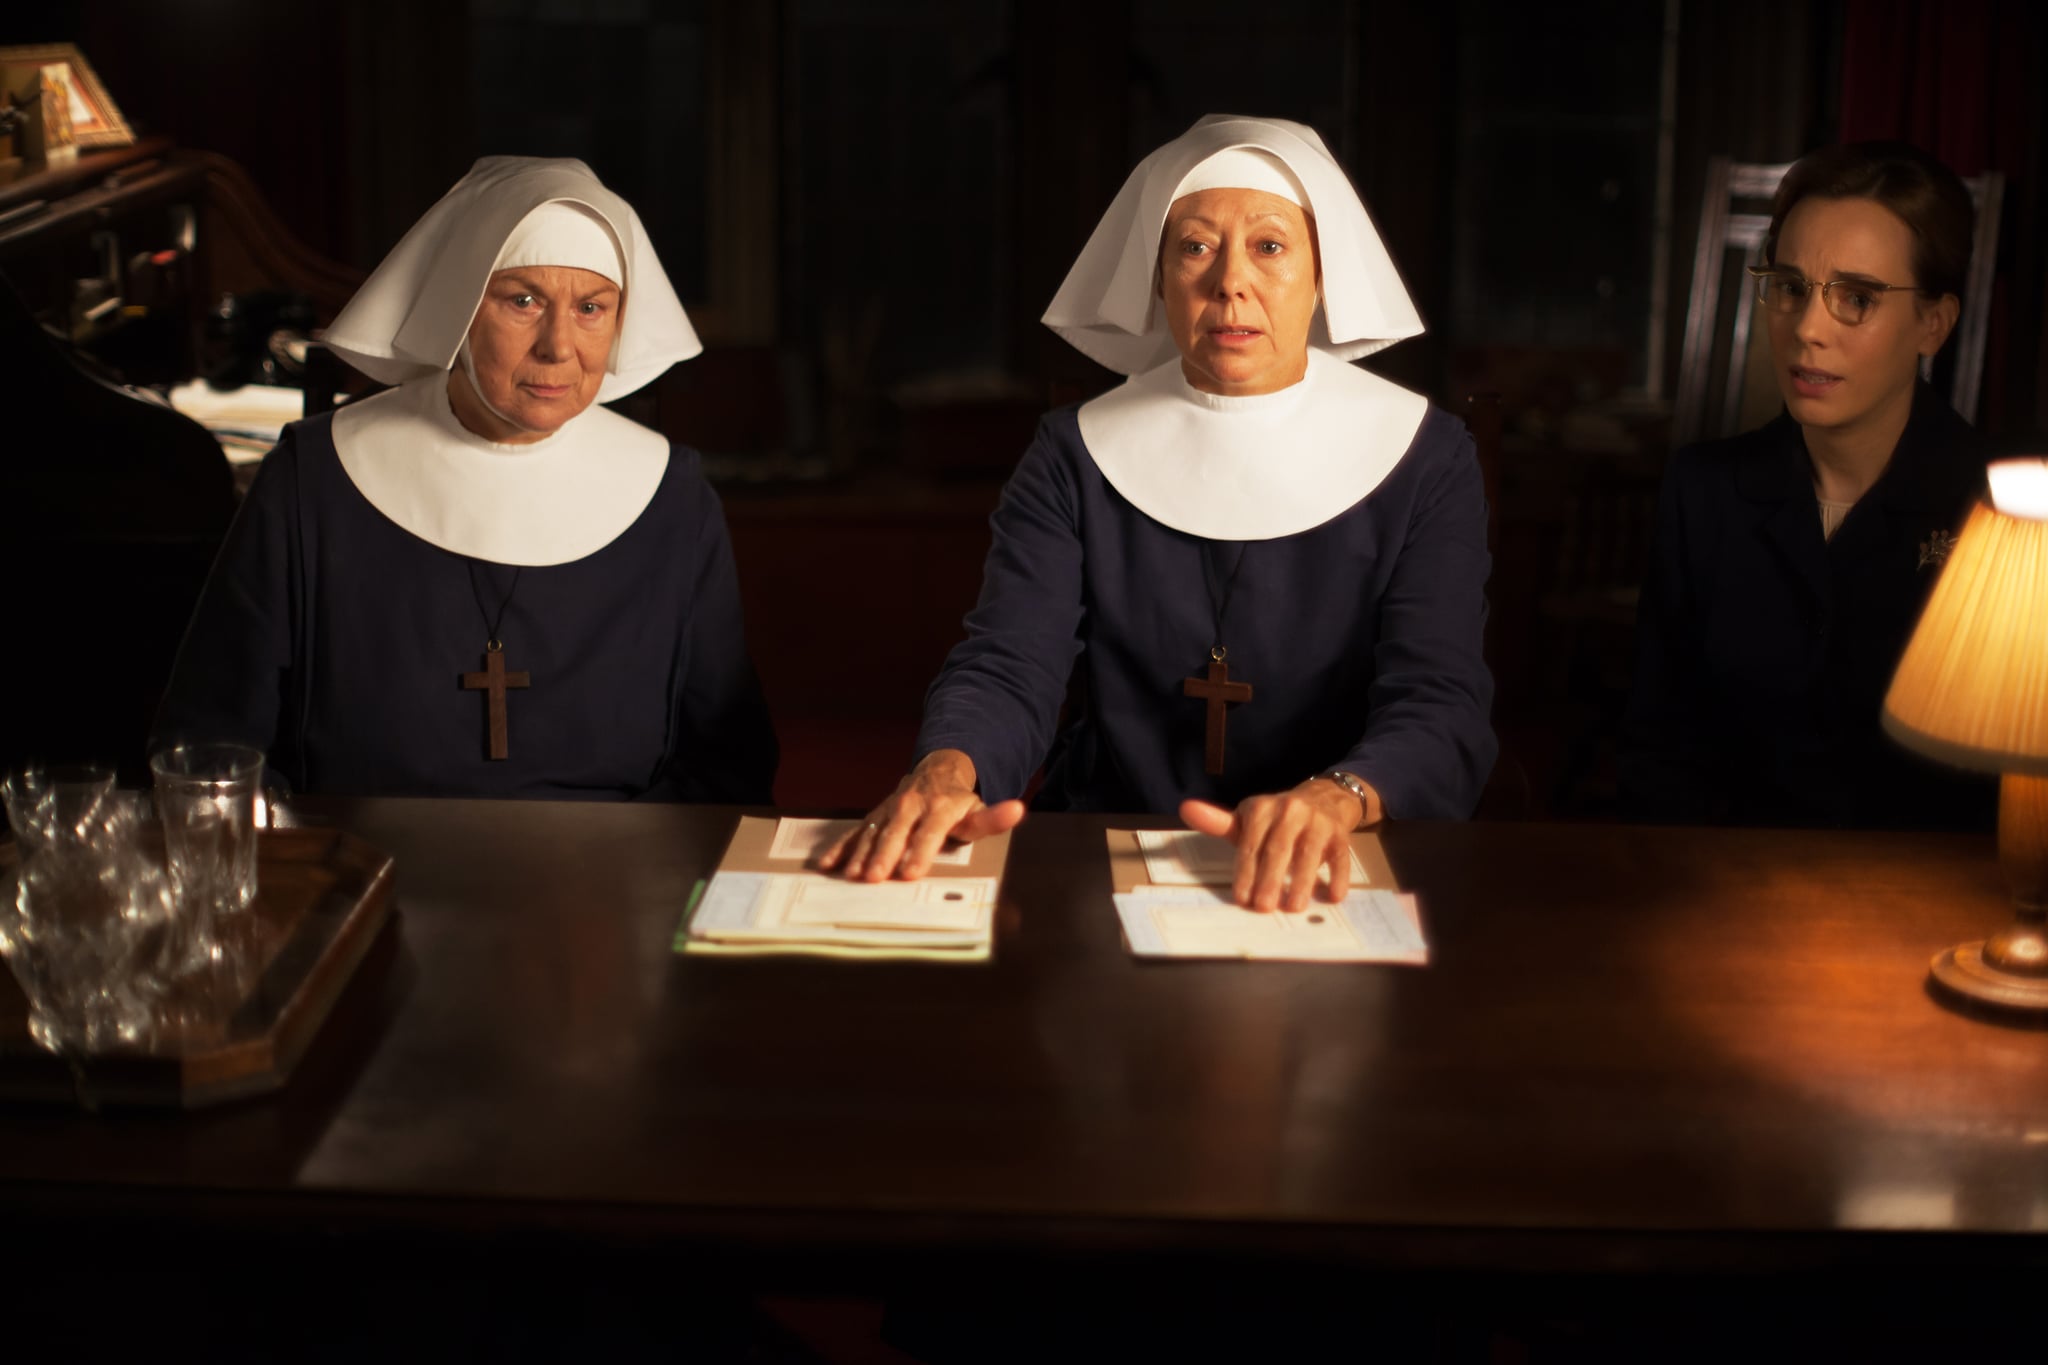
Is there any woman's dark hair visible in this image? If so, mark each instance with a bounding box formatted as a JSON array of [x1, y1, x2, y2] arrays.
[[1763, 141, 1975, 299]]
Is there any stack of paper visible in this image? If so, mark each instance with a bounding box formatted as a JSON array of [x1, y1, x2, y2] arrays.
[[1114, 884, 1427, 963], [677, 817, 1006, 962], [1108, 828, 1428, 965], [167, 381, 317, 462]]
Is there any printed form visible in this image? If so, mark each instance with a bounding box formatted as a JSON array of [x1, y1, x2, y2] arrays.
[[1134, 829, 1368, 887], [1113, 884, 1428, 964], [692, 872, 996, 947], [768, 817, 973, 867], [678, 816, 1009, 962]]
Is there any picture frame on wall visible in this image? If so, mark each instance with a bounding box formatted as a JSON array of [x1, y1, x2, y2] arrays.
[[0, 43, 134, 150]]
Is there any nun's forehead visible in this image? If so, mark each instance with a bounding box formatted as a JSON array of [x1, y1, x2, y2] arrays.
[[1162, 187, 1315, 220], [482, 263, 624, 290], [1157, 181, 1318, 267]]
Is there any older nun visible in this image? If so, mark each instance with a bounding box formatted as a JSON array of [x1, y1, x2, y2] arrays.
[[825, 115, 1494, 909], [155, 157, 776, 801]]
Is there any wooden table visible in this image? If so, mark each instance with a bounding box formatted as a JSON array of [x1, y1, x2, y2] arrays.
[[4, 802, 2045, 1353]]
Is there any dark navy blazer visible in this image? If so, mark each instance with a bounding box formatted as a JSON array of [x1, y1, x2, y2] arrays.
[[1619, 383, 1996, 829]]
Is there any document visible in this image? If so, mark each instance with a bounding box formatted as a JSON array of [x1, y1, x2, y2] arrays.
[[1134, 828, 1367, 887], [767, 816, 972, 867], [1113, 885, 1428, 964], [166, 381, 330, 463], [692, 871, 995, 946], [677, 816, 1011, 962], [1105, 827, 1421, 965]]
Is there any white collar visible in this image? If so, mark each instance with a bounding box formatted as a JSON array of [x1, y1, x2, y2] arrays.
[[331, 375, 669, 566], [1076, 351, 1427, 540]]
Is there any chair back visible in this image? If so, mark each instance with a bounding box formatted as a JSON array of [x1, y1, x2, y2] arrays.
[[1466, 389, 1503, 553], [0, 271, 236, 779], [1672, 156, 2004, 447], [1464, 390, 1533, 820]]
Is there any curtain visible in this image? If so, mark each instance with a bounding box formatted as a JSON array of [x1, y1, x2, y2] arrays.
[[1839, 0, 2048, 437]]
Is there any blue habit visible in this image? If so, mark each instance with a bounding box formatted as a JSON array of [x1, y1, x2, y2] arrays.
[[154, 413, 776, 802], [915, 403, 1496, 817]]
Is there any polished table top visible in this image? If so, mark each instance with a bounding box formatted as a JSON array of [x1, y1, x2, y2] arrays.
[[4, 800, 2046, 1277]]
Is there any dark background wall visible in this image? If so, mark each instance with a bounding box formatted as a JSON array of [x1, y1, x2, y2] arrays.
[[10, 0, 2044, 440], [6, 0, 2045, 809]]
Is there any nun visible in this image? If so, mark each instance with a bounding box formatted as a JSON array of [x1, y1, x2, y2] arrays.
[[824, 115, 1494, 908], [154, 157, 777, 801]]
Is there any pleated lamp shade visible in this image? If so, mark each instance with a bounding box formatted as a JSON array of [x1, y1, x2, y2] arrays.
[[1883, 459, 2048, 777]]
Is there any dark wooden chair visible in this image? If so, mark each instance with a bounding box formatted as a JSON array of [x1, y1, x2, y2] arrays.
[[1537, 455, 1661, 816], [301, 340, 344, 418], [1467, 390, 1534, 821], [0, 272, 236, 780]]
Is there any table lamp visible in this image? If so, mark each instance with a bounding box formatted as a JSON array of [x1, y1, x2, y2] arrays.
[[1883, 457, 2048, 1012]]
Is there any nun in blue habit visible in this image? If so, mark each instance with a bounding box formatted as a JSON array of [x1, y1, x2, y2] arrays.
[[154, 158, 776, 801], [824, 115, 1495, 910]]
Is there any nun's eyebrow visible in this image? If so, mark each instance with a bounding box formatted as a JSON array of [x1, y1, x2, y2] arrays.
[[1170, 209, 1299, 230], [493, 271, 617, 302]]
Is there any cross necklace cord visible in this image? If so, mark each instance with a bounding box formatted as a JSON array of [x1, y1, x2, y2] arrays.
[[1182, 542, 1253, 775], [458, 562, 529, 761]]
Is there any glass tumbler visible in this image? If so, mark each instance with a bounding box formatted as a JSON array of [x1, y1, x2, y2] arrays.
[[1, 763, 173, 1059], [149, 743, 266, 1003], [2, 761, 118, 854]]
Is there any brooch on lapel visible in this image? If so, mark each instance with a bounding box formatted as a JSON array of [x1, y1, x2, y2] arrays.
[[1918, 529, 1957, 570]]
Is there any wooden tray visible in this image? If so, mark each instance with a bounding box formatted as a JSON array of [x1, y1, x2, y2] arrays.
[[0, 826, 396, 1108]]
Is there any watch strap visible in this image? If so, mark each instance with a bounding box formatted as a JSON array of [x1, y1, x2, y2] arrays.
[[1317, 769, 1372, 823]]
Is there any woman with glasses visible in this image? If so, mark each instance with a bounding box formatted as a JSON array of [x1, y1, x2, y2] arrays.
[[1619, 141, 1995, 828]]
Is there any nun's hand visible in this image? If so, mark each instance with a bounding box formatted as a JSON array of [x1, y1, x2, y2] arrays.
[[818, 748, 1027, 882], [1180, 776, 1380, 913]]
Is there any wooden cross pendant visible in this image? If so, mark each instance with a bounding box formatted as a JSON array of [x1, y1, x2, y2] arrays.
[[1182, 655, 1253, 776], [460, 643, 531, 761]]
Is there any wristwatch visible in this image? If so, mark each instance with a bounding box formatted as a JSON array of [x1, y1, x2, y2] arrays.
[[1317, 770, 1372, 824]]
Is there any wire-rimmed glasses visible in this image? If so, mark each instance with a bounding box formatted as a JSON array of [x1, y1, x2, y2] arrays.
[[1746, 265, 1927, 326]]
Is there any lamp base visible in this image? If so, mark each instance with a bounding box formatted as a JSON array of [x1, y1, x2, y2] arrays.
[[1929, 942, 2048, 1013], [1933, 774, 2048, 1016]]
